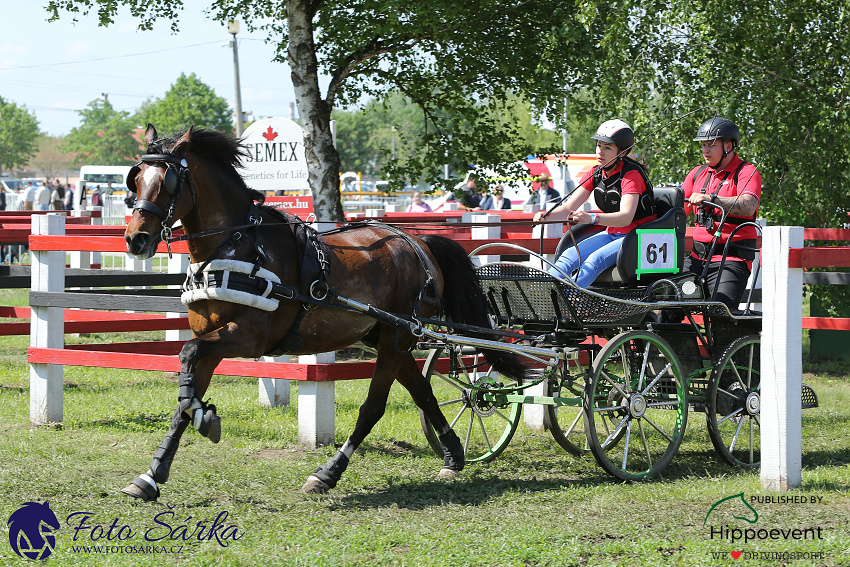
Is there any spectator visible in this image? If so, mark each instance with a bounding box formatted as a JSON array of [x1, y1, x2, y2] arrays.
[[446, 176, 481, 209], [406, 191, 432, 212], [50, 181, 65, 210], [22, 182, 36, 211], [36, 182, 51, 211], [480, 184, 511, 210], [525, 172, 561, 210], [64, 184, 75, 211], [90, 185, 103, 207]]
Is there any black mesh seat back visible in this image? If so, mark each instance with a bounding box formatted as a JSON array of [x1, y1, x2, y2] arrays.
[[476, 263, 657, 329], [477, 263, 581, 327]]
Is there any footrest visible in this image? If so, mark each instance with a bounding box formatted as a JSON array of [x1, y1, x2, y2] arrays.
[[801, 382, 819, 409]]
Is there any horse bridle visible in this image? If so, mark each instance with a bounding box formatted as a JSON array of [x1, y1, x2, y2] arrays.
[[127, 153, 196, 243]]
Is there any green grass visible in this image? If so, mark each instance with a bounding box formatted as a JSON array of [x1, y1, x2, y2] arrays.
[[1, 289, 849, 566]]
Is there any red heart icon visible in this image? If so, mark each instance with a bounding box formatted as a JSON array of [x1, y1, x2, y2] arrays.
[[731, 551, 742, 559]]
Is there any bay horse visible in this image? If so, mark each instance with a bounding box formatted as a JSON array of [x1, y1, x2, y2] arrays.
[[121, 124, 529, 500]]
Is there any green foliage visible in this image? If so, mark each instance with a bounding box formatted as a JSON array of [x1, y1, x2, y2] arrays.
[[135, 73, 234, 136], [62, 98, 140, 166], [0, 97, 40, 172]]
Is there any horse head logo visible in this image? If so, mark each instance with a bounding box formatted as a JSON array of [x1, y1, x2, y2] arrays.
[[704, 492, 759, 525], [7, 501, 60, 560]]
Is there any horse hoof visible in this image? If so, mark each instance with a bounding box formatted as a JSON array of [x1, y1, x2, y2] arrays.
[[121, 483, 157, 502], [438, 467, 461, 480], [197, 411, 221, 444], [299, 475, 331, 494]]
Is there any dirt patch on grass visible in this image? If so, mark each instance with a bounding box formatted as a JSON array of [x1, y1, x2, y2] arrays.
[[250, 447, 306, 461]]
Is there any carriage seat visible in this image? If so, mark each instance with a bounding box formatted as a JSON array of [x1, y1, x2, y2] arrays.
[[553, 186, 686, 286]]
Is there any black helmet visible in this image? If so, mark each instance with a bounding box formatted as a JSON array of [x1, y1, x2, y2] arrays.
[[694, 117, 739, 147], [591, 119, 634, 151]]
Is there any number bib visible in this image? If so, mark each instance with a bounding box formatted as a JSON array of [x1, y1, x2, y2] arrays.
[[636, 228, 679, 280]]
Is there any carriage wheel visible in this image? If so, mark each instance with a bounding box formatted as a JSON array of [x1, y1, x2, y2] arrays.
[[419, 346, 522, 463], [583, 331, 687, 481], [544, 361, 590, 456], [706, 335, 761, 469]]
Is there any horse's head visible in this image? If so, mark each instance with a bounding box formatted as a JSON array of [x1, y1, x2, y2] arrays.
[[125, 123, 197, 259]]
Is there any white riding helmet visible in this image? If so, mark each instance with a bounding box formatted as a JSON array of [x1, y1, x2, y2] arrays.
[[591, 119, 635, 151]]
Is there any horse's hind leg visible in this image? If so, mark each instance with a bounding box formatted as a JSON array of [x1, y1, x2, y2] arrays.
[[300, 345, 404, 494], [393, 353, 464, 478]]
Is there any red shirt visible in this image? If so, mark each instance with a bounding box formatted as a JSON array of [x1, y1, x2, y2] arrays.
[[683, 154, 761, 263], [578, 162, 654, 234]]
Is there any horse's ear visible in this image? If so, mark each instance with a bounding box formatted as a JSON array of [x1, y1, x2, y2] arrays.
[[144, 124, 157, 146], [170, 126, 193, 155]]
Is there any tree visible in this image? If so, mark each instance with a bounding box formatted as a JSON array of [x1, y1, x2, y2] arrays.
[[136, 73, 234, 136], [62, 98, 140, 166], [0, 97, 40, 176], [30, 135, 76, 181], [46, 1, 596, 221]]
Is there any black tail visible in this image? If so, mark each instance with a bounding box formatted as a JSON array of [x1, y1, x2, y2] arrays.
[[420, 234, 532, 382]]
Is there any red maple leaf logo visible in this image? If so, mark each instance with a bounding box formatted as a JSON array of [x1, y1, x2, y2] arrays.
[[262, 127, 278, 141]]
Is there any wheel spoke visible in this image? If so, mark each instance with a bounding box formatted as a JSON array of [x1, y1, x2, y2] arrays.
[[641, 414, 673, 443], [745, 344, 754, 389], [449, 405, 466, 429], [638, 419, 653, 467], [435, 371, 466, 392], [729, 414, 745, 452], [619, 346, 632, 385], [603, 415, 629, 447], [600, 369, 631, 399], [438, 397, 464, 408], [717, 386, 739, 401], [638, 342, 651, 390], [621, 420, 633, 470], [641, 363, 672, 396], [718, 407, 744, 425], [463, 410, 474, 453], [476, 414, 493, 452], [492, 408, 513, 424], [749, 416, 755, 463]]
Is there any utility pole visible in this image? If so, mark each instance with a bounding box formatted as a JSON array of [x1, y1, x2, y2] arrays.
[[228, 20, 244, 137]]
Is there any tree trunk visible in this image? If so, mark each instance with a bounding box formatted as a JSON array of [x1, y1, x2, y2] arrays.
[[287, 0, 345, 223]]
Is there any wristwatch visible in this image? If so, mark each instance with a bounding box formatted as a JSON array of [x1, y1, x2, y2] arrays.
[[710, 194, 718, 203], [590, 213, 599, 225]]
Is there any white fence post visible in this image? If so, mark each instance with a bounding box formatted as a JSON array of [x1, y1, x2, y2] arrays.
[[166, 253, 192, 342], [297, 353, 335, 448], [30, 214, 65, 425], [530, 221, 563, 271], [259, 356, 291, 409], [470, 213, 500, 267], [761, 225, 803, 491], [296, 219, 338, 448]]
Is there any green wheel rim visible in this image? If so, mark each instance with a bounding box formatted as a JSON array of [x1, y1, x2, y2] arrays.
[[584, 330, 687, 481], [420, 347, 521, 463], [707, 335, 761, 469]]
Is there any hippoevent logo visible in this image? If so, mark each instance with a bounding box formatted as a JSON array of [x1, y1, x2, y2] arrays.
[[704, 492, 826, 561], [7, 502, 244, 559], [8, 502, 60, 560]]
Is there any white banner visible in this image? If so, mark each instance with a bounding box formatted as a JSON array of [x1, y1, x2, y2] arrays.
[[240, 117, 309, 192]]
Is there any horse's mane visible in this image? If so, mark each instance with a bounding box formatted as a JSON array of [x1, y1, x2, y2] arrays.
[[151, 127, 267, 204]]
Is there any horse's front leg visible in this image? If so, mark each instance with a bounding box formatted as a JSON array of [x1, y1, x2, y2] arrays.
[[122, 321, 266, 501]]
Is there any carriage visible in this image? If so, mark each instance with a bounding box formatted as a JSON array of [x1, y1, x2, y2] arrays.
[[121, 125, 817, 499], [414, 186, 818, 481]]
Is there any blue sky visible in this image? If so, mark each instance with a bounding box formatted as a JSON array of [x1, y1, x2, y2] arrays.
[[0, 1, 300, 136]]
